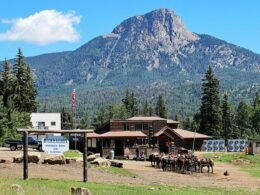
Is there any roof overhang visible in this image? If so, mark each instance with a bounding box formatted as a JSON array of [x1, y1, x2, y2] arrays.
[[87, 131, 147, 138]]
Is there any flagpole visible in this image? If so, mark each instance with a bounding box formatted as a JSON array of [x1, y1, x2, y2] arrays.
[[72, 88, 77, 150], [75, 94, 77, 150]]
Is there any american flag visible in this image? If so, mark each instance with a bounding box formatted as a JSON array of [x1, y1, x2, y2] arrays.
[[72, 88, 76, 108]]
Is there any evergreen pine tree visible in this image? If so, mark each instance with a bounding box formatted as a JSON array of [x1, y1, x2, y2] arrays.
[[122, 90, 138, 117], [155, 94, 168, 118], [251, 93, 260, 134], [79, 114, 89, 129], [148, 101, 153, 116], [175, 113, 180, 122], [13, 49, 37, 112], [221, 93, 232, 140], [183, 117, 191, 130], [0, 96, 8, 140], [251, 107, 260, 134], [129, 92, 138, 117], [199, 66, 222, 137], [236, 101, 250, 137], [25, 65, 37, 112], [252, 92, 260, 109], [61, 107, 72, 129], [122, 89, 131, 114], [142, 100, 149, 116], [43, 100, 49, 112], [1, 59, 16, 118]]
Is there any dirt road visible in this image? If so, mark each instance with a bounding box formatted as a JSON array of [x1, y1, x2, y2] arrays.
[[0, 148, 259, 191]]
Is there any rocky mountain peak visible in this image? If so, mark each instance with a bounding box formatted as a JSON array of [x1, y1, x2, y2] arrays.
[[111, 8, 199, 45]]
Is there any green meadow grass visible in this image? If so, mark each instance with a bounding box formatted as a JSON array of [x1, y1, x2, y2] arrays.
[[0, 176, 258, 195], [63, 150, 83, 158], [97, 165, 137, 177], [202, 152, 260, 177]]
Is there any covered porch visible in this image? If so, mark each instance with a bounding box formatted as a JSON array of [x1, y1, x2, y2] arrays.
[[154, 126, 212, 152], [154, 126, 176, 153], [88, 131, 147, 158]]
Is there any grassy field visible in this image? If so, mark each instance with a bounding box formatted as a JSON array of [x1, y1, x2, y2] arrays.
[[63, 150, 83, 158], [0, 176, 258, 195], [98, 165, 137, 177], [202, 152, 260, 177], [63, 150, 136, 177]]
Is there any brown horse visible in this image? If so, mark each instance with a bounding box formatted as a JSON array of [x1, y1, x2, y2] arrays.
[[176, 155, 186, 173], [199, 158, 214, 173], [149, 153, 163, 168]]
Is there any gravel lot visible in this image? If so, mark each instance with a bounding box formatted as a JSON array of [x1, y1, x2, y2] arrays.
[[0, 147, 259, 191]]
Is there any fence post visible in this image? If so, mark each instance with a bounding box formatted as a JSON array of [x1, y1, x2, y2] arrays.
[[23, 131, 28, 180]]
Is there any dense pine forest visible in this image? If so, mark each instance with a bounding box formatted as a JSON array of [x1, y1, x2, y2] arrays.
[[0, 50, 260, 143], [0, 49, 37, 142]]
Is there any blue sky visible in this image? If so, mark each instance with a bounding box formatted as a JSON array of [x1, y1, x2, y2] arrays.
[[0, 0, 260, 60]]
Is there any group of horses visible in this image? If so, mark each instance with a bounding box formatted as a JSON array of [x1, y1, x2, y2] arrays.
[[149, 152, 214, 174]]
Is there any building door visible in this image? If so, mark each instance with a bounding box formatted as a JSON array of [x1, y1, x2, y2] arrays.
[[159, 140, 170, 153], [115, 140, 124, 156]]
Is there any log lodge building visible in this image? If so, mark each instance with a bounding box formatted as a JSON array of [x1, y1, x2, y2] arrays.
[[85, 116, 211, 158]]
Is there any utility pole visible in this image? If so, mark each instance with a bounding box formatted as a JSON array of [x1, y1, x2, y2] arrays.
[[192, 127, 197, 154]]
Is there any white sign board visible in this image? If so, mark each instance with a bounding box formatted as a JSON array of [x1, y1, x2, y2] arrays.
[[42, 136, 69, 155]]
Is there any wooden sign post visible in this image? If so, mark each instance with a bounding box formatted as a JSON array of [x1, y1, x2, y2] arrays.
[[17, 129, 93, 182]]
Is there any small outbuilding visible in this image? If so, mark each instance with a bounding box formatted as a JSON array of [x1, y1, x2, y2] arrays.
[[247, 139, 260, 155]]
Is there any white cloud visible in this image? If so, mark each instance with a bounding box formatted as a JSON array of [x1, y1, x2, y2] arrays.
[[0, 10, 81, 45]]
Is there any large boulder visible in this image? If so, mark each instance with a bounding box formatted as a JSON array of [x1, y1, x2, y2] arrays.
[[13, 154, 23, 163], [71, 187, 92, 195], [43, 154, 66, 165], [109, 160, 123, 168], [0, 159, 11, 164], [65, 157, 83, 164], [13, 153, 41, 163], [11, 184, 25, 195], [87, 154, 96, 162], [90, 157, 110, 166], [28, 153, 41, 163]]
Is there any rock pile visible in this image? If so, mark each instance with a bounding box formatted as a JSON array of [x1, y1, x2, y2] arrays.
[[13, 153, 41, 163], [43, 154, 66, 165]]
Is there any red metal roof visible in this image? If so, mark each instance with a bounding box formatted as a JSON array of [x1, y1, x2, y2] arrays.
[[166, 119, 179, 124], [154, 126, 211, 139], [101, 131, 147, 138], [173, 129, 211, 139], [87, 132, 102, 138], [127, 116, 179, 123], [87, 131, 147, 138], [127, 116, 165, 121]]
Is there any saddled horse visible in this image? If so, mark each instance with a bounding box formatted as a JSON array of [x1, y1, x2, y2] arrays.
[[149, 153, 164, 168], [198, 158, 214, 173], [176, 155, 186, 173], [161, 153, 178, 171]]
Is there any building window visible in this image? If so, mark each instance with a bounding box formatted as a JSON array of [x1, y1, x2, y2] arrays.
[[103, 139, 111, 148], [123, 123, 130, 131], [137, 138, 148, 145], [51, 122, 56, 126], [135, 124, 148, 131], [143, 124, 148, 130], [92, 138, 96, 147], [37, 122, 46, 129], [135, 124, 142, 130], [88, 139, 92, 147]]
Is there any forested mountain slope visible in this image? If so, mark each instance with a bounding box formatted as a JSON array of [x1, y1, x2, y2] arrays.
[[20, 8, 260, 117]]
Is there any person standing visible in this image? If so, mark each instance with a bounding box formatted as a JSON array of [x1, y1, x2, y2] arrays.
[[136, 147, 140, 161]]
